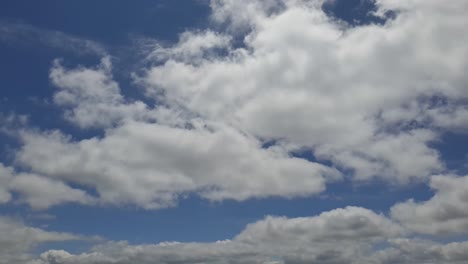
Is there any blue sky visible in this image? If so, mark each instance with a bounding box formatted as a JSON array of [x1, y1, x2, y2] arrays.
[[1, 1, 468, 263]]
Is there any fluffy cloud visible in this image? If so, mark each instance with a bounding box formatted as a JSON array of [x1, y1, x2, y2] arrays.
[[143, 0, 468, 183], [0, 163, 95, 209], [50, 57, 149, 129], [391, 174, 468, 235], [17, 120, 339, 209], [209, 0, 289, 32], [0, 216, 82, 264], [9, 173, 96, 210], [34, 207, 468, 264], [2, 0, 468, 262], [236, 207, 403, 243], [369, 239, 468, 264], [28, 237, 468, 264], [5, 0, 466, 210], [37, 206, 404, 264]]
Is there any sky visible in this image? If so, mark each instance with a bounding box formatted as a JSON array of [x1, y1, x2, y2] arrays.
[[0, 0, 468, 263]]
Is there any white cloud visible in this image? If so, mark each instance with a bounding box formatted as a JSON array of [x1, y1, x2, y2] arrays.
[[369, 239, 468, 264], [0, 163, 95, 210], [10, 173, 96, 210], [428, 105, 468, 132], [6, 0, 467, 210], [236, 206, 403, 243], [147, 31, 232, 64], [36, 236, 468, 264], [34, 206, 468, 264], [209, 0, 289, 32], [50, 57, 149, 129], [0, 21, 106, 56], [3, 0, 468, 262], [17, 119, 340, 209], [143, 0, 468, 183], [37, 206, 403, 264], [391, 174, 468, 235], [0, 216, 82, 264]]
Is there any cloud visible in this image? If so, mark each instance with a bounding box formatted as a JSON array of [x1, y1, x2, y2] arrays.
[[369, 239, 468, 264], [147, 30, 232, 64], [0, 163, 95, 209], [391, 174, 468, 235], [9, 173, 96, 210], [236, 206, 403, 243], [2, 0, 465, 210], [36, 206, 401, 264], [0, 21, 106, 56], [0, 216, 82, 264], [50, 57, 149, 129], [17, 119, 339, 209], [34, 207, 468, 264], [0, 164, 13, 203], [143, 0, 468, 184], [27, 238, 468, 264], [209, 0, 289, 33], [1, 0, 468, 262]]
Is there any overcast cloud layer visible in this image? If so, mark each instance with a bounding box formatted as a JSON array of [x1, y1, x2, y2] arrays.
[[1, 0, 468, 262]]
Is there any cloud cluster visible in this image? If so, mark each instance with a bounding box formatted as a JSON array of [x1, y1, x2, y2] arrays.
[[1, 0, 468, 262], [144, 0, 468, 184], [2, 205, 467, 264], [34, 207, 468, 264], [9, 0, 467, 211], [17, 119, 339, 209]]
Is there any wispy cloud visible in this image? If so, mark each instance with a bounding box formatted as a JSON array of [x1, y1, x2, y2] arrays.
[[0, 20, 106, 56]]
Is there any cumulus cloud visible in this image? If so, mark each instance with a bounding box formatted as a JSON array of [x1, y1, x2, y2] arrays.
[[209, 0, 289, 32], [29, 237, 468, 264], [33, 207, 468, 264], [143, 0, 468, 184], [237, 206, 403, 243], [50, 57, 149, 129], [2, 0, 465, 211], [369, 239, 468, 264], [391, 174, 468, 235], [0, 216, 82, 264], [0, 163, 95, 209], [2, 0, 468, 262], [9, 173, 96, 210], [17, 120, 339, 209], [36, 206, 403, 264]]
